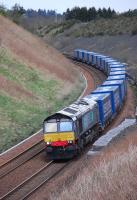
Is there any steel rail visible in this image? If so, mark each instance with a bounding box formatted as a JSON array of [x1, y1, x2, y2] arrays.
[[0, 140, 45, 179], [0, 161, 54, 200]]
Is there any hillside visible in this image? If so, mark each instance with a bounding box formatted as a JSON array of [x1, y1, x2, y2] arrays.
[[0, 15, 84, 153], [37, 16, 137, 102], [37, 16, 137, 38], [37, 16, 137, 69]]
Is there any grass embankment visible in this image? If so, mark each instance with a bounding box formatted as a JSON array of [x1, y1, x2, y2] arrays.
[[51, 133, 137, 200], [0, 48, 85, 153], [38, 16, 137, 38]]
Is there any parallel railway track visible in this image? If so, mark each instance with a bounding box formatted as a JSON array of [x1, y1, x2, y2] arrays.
[[1, 161, 69, 200], [0, 140, 45, 179]]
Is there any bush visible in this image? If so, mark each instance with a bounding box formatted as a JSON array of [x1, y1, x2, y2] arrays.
[[131, 27, 137, 35], [97, 31, 104, 36]]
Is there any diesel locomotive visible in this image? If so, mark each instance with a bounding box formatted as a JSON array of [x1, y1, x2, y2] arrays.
[[43, 49, 127, 160]]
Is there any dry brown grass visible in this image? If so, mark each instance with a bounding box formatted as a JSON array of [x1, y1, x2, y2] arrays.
[[50, 132, 137, 200]]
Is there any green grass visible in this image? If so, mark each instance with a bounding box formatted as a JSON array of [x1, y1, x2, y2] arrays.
[[0, 48, 85, 152], [0, 48, 60, 100]]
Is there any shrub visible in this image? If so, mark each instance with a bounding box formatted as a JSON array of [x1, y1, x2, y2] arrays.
[[131, 27, 137, 35]]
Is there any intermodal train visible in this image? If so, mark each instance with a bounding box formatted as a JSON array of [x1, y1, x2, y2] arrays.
[[43, 49, 127, 160]]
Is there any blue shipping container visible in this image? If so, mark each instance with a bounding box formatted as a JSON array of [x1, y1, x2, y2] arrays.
[[79, 50, 85, 61], [74, 49, 80, 60], [95, 55, 104, 69], [109, 64, 125, 68], [83, 50, 88, 62], [110, 68, 126, 72], [107, 75, 126, 81], [104, 59, 118, 74], [92, 53, 100, 66], [88, 52, 96, 65], [100, 56, 110, 70], [101, 80, 125, 102], [86, 52, 90, 64], [84, 93, 113, 127], [109, 71, 126, 76], [91, 86, 121, 114]]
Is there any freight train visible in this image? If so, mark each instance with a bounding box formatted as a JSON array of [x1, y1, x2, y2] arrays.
[[43, 49, 127, 160]]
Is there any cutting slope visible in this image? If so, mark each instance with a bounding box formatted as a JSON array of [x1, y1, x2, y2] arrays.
[[0, 15, 84, 152], [0, 15, 79, 82]]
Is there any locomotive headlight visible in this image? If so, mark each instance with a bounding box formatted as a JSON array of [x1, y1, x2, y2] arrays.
[[68, 140, 73, 144], [46, 142, 51, 145]]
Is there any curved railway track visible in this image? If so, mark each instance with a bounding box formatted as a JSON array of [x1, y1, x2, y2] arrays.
[[72, 60, 106, 88], [64, 53, 106, 87], [0, 56, 106, 200]]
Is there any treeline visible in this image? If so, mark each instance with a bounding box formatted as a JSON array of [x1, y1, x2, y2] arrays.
[[25, 9, 57, 17], [64, 7, 137, 21], [64, 7, 116, 21], [122, 9, 137, 17], [0, 3, 137, 25], [0, 3, 59, 23]]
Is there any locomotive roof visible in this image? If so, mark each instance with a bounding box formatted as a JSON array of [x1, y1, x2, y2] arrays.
[[57, 99, 97, 120]]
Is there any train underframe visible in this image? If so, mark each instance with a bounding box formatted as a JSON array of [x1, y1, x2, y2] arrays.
[[46, 144, 78, 160]]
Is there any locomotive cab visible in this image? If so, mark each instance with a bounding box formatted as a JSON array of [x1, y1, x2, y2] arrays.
[[43, 114, 77, 159]]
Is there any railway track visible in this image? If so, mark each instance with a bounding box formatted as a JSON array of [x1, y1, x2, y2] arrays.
[[0, 140, 45, 179], [1, 161, 69, 200], [64, 53, 106, 87], [0, 56, 106, 199], [72, 60, 106, 87]]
